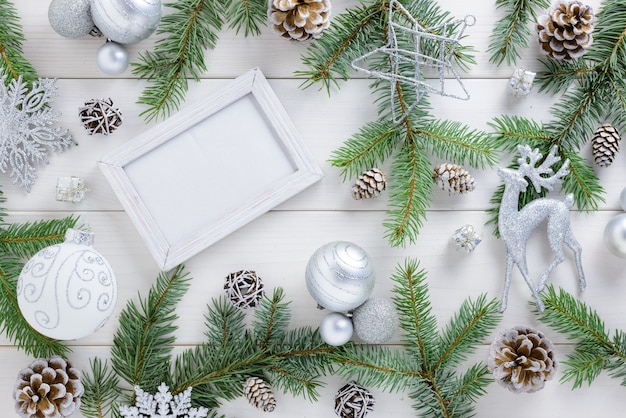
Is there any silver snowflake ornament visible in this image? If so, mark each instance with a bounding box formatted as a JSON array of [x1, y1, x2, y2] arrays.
[[119, 383, 209, 418], [0, 76, 75, 191]]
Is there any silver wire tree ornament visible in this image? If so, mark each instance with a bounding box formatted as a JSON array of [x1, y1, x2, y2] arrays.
[[351, 0, 474, 123], [497, 145, 586, 312]]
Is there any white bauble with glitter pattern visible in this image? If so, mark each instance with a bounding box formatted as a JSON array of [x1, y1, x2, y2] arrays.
[[17, 229, 117, 340]]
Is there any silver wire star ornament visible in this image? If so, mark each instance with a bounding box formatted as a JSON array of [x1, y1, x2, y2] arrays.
[[351, 0, 474, 122]]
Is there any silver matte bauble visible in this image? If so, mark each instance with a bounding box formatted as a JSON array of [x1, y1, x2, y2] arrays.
[[17, 229, 117, 340], [305, 241, 375, 312], [352, 297, 399, 344], [604, 213, 626, 258], [48, 0, 95, 38], [620, 187, 626, 212], [319, 312, 353, 346], [90, 0, 162, 44], [96, 41, 129, 75]]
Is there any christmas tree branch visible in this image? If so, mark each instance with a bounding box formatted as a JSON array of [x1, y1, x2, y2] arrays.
[[223, 0, 267, 36], [0, 215, 80, 259], [81, 358, 120, 418], [0, 0, 37, 84], [487, 0, 549, 66]]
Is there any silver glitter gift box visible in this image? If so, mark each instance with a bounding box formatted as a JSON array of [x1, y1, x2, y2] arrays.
[[56, 176, 90, 203]]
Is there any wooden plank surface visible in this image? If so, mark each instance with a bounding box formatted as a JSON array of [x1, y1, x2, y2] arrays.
[[4, 0, 625, 417]]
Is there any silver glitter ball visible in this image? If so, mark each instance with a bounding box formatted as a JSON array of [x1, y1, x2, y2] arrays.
[[91, 0, 162, 44], [96, 41, 129, 75], [319, 312, 353, 346], [604, 213, 626, 258], [352, 297, 399, 344], [48, 0, 95, 39], [305, 241, 375, 312]]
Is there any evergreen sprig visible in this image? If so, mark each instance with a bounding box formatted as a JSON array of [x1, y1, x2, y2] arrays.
[[133, 0, 267, 121], [301, 0, 499, 246], [0, 190, 78, 358], [332, 259, 501, 418], [534, 285, 626, 389], [80, 358, 120, 418], [487, 0, 549, 66], [0, 0, 37, 84]]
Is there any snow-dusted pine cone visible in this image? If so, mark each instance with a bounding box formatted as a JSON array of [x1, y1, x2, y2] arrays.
[[244, 377, 276, 412], [270, 0, 332, 41], [224, 269, 265, 309], [592, 124, 621, 167], [14, 356, 84, 418], [78, 97, 123, 135], [433, 163, 475, 194], [537, 0, 594, 60], [352, 168, 387, 200], [488, 326, 557, 393], [334, 381, 375, 418]]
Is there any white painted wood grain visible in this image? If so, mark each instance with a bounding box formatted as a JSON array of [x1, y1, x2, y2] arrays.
[[2, 0, 623, 417]]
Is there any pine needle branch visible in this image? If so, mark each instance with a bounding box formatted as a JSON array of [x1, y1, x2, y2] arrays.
[[0, 0, 37, 84], [488, 0, 549, 66], [0, 215, 80, 259], [81, 358, 121, 418], [222, 0, 267, 36]]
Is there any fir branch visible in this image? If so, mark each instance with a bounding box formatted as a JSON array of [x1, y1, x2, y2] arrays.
[[203, 295, 247, 348], [111, 265, 191, 393], [252, 287, 291, 350], [487, 0, 549, 66], [535, 58, 597, 94], [222, 0, 267, 36], [81, 358, 120, 418], [0, 0, 37, 84], [0, 215, 79, 259], [560, 151, 604, 211]]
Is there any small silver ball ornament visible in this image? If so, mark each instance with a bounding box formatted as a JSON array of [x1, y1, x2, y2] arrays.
[[604, 213, 626, 258], [48, 0, 95, 39], [91, 0, 162, 44], [620, 187, 626, 211], [319, 312, 353, 346], [305, 241, 375, 312], [96, 41, 129, 76], [352, 297, 399, 344]]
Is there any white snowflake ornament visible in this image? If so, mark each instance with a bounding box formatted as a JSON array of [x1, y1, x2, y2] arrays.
[[0, 76, 75, 191], [119, 383, 209, 418]]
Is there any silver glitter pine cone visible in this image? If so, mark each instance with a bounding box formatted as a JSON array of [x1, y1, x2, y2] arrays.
[[270, 0, 332, 41], [488, 326, 557, 393]]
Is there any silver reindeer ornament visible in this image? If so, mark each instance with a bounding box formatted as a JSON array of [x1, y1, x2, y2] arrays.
[[498, 145, 585, 312]]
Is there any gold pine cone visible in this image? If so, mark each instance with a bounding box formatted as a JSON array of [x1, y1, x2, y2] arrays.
[[488, 326, 557, 393], [537, 0, 594, 60], [269, 0, 332, 41]]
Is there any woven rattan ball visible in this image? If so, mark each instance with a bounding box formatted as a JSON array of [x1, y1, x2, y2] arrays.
[[224, 270, 265, 309]]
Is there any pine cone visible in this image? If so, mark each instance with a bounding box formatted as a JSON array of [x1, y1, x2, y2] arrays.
[[433, 163, 475, 194], [352, 168, 387, 200], [78, 97, 122, 135], [244, 377, 276, 412], [269, 0, 332, 41], [224, 270, 265, 309], [14, 356, 84, 418], [488, 326, 557, 393], [334, 381, 375, 418], [592, 124, 621, 167], [537, 0, 594, 61]]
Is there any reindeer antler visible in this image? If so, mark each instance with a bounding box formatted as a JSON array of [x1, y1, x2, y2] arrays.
[[517, 145, 570, 193]]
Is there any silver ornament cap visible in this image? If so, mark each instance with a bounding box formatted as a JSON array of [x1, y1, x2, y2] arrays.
[[91, 0, 162, 44], [305, 241, 375, 312], [352, 297, 399, 344], [319, 312, 353, 346], [604, 213, 626, 258]]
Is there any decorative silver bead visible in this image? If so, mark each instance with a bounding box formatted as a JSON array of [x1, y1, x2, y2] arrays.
[[508, 68, 536, 97], [48, 0, 95, 39], [96, 41, 129, 76], [305, 241, 375, 312], [90, 0, 162, 44], [319, 312, 353, 346], [352, 297, 399, 344]]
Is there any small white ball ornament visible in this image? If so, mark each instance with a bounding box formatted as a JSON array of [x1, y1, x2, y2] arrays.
[[604, 187, 626, 258], [319, 312, 353, 346], [90, 0, 162, 44], [96, 41, 129, 75], [48, 0, 95, 39], [17, 229, 117, 340], [305, 241, 375, 312], [352, 297, 399, 344]]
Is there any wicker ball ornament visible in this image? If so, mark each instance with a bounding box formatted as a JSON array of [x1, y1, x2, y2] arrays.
[[244, 377, 276, 412], [334, 381, 375, 418], [433, 163, 476, 194], [270, 0, 332, 41], [224, 270, 265, 309], [537, 0, 594, 61], [78, 98, 123, 135], [488, 326, 557, 393], [592, 124, 621, 167], [352, 168, 387, 200], [14, 356, 84, 418]]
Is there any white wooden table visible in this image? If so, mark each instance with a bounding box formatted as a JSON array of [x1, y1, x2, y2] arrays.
[[3, 1, 626, 416]]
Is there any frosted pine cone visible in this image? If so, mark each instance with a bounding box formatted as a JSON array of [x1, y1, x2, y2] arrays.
[[244, 377, 276, 412], [592, 124, 621, 167], [433, 163, 475, 194], [270, 0, 332, 41], [537, 0, 594, 60], [352, 168, 387, 200], [334, 381, 375, 418], [488, 326, 557, 393], [14, 356, 84, 418]]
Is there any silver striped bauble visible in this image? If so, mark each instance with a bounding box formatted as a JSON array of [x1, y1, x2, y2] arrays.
[[305, 241, 375, 312], [90, 0, 162, 44]]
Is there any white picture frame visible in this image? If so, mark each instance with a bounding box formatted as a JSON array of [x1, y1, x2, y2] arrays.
[[99, 68, 323, 270]]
